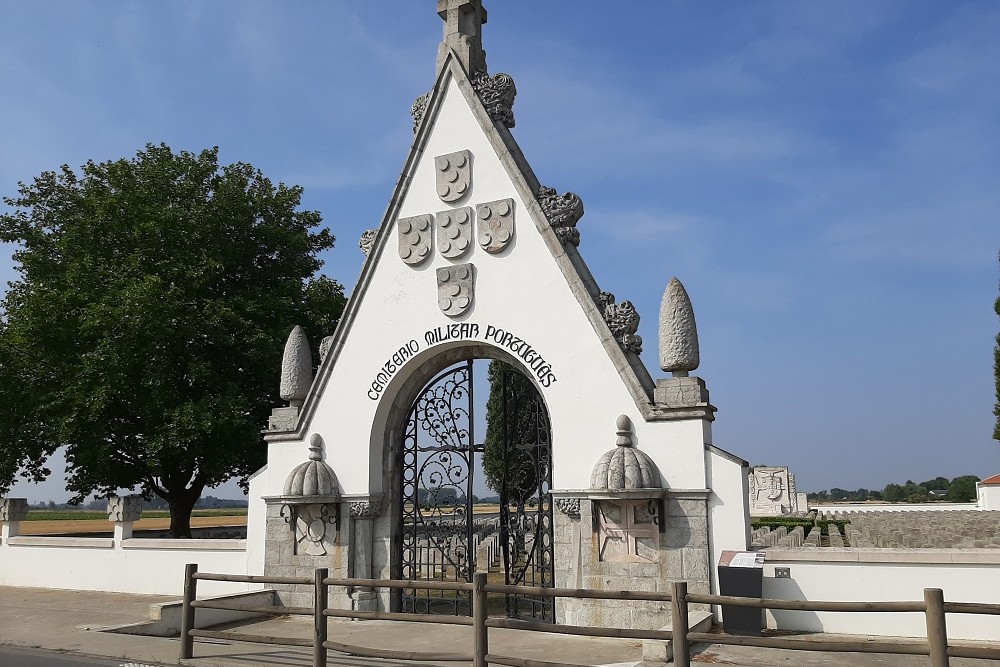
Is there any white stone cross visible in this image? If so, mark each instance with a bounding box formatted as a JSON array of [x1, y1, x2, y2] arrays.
[[437, 0, 488, 74]]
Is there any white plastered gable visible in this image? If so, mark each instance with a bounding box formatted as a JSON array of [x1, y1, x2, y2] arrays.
[[262, 52, 717, 499]]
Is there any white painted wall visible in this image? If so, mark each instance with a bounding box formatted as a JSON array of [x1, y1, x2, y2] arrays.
[[761, 550, 1000, 640], [271, 70, 713, 500], [0, 537, 254, 597], [978, 484, 1000, 510]]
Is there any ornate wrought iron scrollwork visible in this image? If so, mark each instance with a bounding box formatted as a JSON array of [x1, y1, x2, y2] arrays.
[[398, 359, 555, 621]]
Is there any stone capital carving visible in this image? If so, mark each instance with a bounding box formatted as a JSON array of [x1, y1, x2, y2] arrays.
[[410, 91, 432, 134], [477, 199, 514, 253], [107, 495, 143, 523], [350, 499, 385, 519], [537, 186, 583, 247], [398, 214, 434, 266], [437, 263, 476, 317], [359, 229, 377, 256], [0, 498, 29, 522], [597, 292, 643, 354], [435, 150, 473, 203], [555, 498, 580, 517], [471, 71, 516, 128]]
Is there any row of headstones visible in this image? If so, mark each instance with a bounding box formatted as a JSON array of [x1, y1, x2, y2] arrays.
[[750, 525, 809, 548], [1, 496, 146, 537], [821, 510, 1000, 549]]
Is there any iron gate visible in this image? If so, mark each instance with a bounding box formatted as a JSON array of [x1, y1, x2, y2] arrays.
[[398, 359, 555, 620]]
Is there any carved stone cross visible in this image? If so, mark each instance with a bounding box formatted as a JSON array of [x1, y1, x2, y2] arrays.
[[437, 0, 488, 74]]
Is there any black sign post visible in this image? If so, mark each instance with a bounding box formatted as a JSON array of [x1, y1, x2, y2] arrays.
[[717, 550, 765, 636]]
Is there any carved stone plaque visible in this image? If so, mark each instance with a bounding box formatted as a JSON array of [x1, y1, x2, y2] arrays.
[[397, 214, 433, 266], [436, 207, 473, 259], [435, 150, 472, 203], [437, 263, 475, 317], [477, 198, 514, 253]]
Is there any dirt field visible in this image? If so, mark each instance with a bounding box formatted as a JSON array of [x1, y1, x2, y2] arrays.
[[17, 515, 248, 536]]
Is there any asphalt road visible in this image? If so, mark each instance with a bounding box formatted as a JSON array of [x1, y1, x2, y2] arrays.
[[0, 647, 157, 667]]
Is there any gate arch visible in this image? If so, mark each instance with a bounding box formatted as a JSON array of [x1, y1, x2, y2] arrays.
[[378, 343, 555, 620]]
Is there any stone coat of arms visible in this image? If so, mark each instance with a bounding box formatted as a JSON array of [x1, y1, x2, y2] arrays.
[[436, 207, 473, 259], [477, 198, 515, 253], [435, 150, 472, 203], [437, 263, 475, 317], [397, 214, 434, 266]]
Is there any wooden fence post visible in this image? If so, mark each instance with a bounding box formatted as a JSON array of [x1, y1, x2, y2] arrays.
[[672, 581, 690, 667], [473, 571, 488, 667], [924, 588, 949, 667], [314, 568, 329, 667], [180, 563, 198, 660]]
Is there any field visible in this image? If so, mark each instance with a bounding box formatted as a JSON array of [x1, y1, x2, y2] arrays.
[[16, 509, 248, 536]]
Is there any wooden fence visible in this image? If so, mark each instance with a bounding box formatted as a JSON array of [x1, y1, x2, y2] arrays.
[[179, 564, 1000, 667]]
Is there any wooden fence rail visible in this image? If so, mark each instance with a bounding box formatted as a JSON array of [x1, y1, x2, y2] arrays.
[[180, 564, 1000, 667]]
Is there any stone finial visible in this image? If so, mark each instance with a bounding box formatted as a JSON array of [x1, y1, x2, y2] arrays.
[[437, 0, 488, 75], [590, 415, 661, 490], [107, 495, 143, 523], [659, 277, 699, 375], [0, 498, 29, 522], [471, 71, 516, 128], [280, 325, 313, 408], [283, 433, 340, 497], [410, 91, 432, 134]]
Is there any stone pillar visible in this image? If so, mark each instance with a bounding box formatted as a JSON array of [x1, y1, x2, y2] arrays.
[[349, 500, 383, 614], [0, 498, 29, 540], [107, 495, 143, 541]]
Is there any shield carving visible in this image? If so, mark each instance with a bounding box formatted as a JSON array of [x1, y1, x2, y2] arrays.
[[477, 198, 515, 253], [436, 207, 473, 259], [435, 150, 472, 203], [397, 214, 433, 266], [437, 263, 475, 317]]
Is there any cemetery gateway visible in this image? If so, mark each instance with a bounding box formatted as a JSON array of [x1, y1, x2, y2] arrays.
[[250, 0, 749, 629]]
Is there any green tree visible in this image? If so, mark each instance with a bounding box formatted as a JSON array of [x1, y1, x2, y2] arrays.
[[883, 483, 904, 503], [0, 144, 344, 536], [946, 475, 980, 502], [482, 361, 542, 503]]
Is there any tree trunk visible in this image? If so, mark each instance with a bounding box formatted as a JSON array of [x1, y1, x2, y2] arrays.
[[164, 482, 204, 538]]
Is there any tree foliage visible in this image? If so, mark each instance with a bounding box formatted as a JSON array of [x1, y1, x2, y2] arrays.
[[482, 360, 543, 504], [0, 144, 344, 536]]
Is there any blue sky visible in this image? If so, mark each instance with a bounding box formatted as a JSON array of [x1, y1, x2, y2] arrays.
[[2, 1, 997, 501]]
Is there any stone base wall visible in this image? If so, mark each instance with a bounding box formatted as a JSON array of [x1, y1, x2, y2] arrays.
[[263, 502, 351, 610], [554, 495, 711, 629]]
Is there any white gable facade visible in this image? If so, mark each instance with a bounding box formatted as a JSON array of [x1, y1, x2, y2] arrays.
[[247, 4, 749, 629]]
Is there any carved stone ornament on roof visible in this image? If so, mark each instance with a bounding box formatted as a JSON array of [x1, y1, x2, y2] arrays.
[[597, 292, 643, 354], [537, 186, 583, 247], [410, 91, 432, 134], [398, 214, 434, 266], [350, 499, 385, 519], [471, 70, 516, 128], [435, 150, 473, 203], [437, 207, 474, 259], [555, 498, 581, 517], [477, 198, 514, 253], [437, 263, 476, 317], [359, 229, 377, 256]]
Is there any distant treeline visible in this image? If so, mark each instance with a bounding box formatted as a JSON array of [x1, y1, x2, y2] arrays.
[[807, 475, 981, 503], [29, 495, 249, 510]]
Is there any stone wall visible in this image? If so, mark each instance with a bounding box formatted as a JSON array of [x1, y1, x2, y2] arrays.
[[554, 494, 711, 629], [263, 501, 350, 610]]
